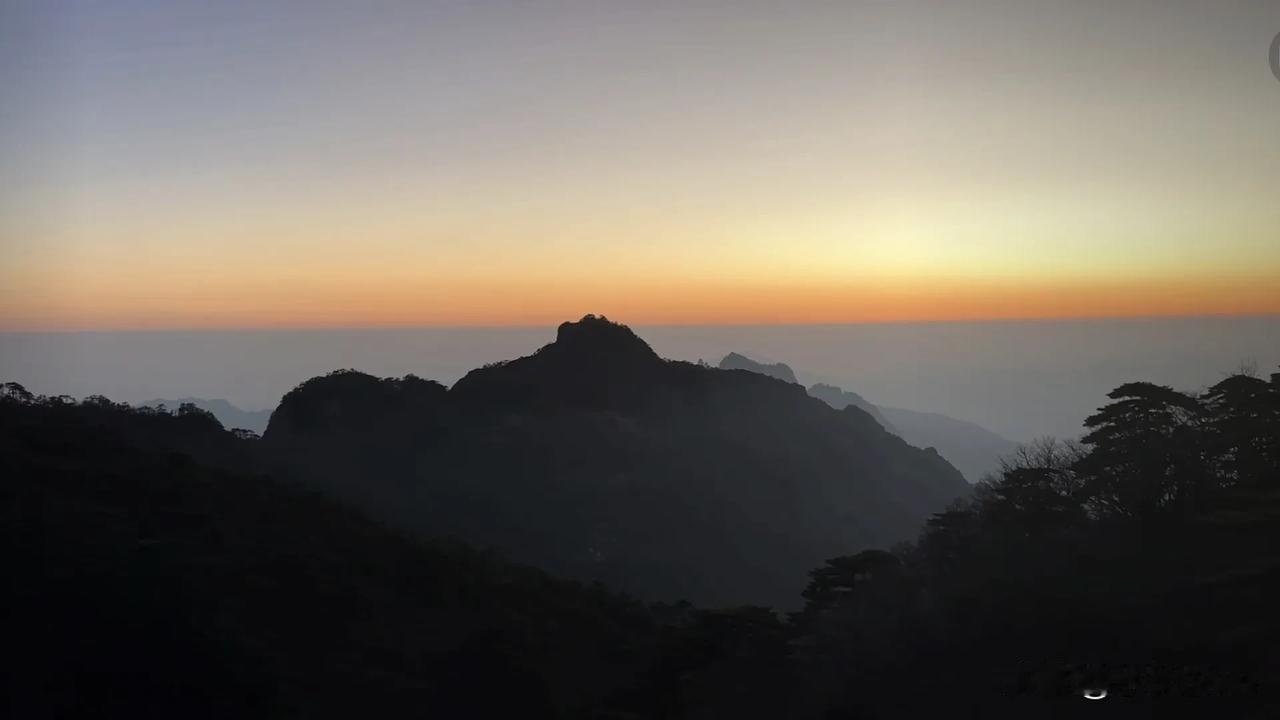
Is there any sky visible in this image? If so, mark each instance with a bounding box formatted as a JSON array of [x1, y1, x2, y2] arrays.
[[2, 0, 1278, 330]]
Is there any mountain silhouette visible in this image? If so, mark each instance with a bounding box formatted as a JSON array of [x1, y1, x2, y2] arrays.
[[807, 382, 898, 433], [450, 315, 666, 411], [140, 397, 273, 434], [725, 353, 1018, 481], [265, 315, 969, 607], [717, 352, 799, 385], [877, 405, 1019, 482], [9, 362, 1280, 715]]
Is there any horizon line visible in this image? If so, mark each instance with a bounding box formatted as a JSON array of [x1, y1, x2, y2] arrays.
[[3, 310, 1278, 335]]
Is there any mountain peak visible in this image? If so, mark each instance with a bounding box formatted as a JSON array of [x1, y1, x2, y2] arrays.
[[550, 315, 659, 362], [449, 315, 663, 411], [718, 352, 798, 385]]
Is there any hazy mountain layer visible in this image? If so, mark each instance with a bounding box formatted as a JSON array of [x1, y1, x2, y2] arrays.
[[141, 397, 273, 434], [806, 383, 898, 434], [722, 352, 1018, 481], [878, 405, 1019, 482], [718, 352, 800, 385]]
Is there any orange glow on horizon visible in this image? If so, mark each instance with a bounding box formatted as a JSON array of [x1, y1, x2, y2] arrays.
[[2, 274, 1276, 332], [4, 3, 1278, 335]]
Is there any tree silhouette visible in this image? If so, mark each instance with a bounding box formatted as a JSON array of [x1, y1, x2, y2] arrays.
[[1201, 372, 1280, 489], [1075, 382, 1206, 519], [977, 437, 1088, 534], [1, 381, 34, 403]]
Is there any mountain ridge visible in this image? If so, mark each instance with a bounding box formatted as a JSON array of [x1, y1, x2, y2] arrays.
[[719, 352, 1019, 481], [263, 315, 969, 607], [718, 352, 800, 385], [140, 397, 273, 434]]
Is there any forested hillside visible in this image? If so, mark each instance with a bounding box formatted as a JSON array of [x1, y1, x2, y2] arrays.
[[6, 356, 1279, 716]]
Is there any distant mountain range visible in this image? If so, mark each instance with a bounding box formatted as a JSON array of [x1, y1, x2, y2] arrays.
[[261, 315, 969, 607], [140, 397, 272, 434], [719, 352, 799, 384], [142, 341, 1014, 490], [141, 342, 1015, 489], [717, 353, 1018, 481], [876, 406, 1019, 483]]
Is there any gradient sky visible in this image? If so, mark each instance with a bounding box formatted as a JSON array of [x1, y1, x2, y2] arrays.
[[2, 0, 1278, 330]]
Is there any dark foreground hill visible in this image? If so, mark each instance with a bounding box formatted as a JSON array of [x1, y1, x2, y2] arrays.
[[0, 391, 703, 718], [6, 367, 1280, 717], [264, 316, 969, 607]]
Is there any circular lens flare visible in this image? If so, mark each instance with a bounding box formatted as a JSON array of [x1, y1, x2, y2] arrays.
[[1271, 32, 1280, 82]]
